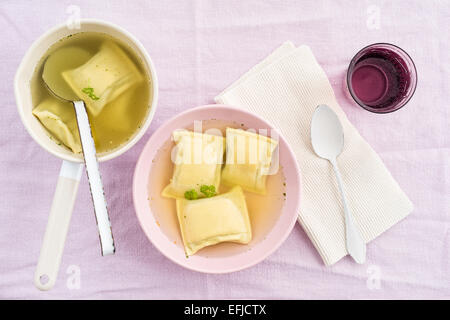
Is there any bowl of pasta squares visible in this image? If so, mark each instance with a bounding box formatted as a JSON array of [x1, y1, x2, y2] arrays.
[[133, 105, 301, 273]]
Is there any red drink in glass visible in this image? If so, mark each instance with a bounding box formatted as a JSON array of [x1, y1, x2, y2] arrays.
[[347, 43, 417, 113]]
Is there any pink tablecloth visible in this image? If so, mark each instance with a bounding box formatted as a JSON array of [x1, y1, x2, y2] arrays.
[[0, 0, 448, 299]]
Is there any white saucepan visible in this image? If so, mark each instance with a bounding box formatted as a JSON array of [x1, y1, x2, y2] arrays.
[[14, 19, 158, 290]]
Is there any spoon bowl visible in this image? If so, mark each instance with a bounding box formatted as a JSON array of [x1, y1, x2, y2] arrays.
[[311, 105, 344, 161], [42, 46, 92, 101]]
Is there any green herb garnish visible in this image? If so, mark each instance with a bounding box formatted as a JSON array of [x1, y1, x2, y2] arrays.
[[200, 185, 216, 198], [184, 189, 198, 200], [82, 87, 100, 101]]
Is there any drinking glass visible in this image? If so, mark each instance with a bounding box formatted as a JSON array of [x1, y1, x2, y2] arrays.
[[347, 43, 417, 113]]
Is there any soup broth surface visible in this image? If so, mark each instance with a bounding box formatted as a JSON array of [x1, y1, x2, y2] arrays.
[[31, 32, 152, 154]]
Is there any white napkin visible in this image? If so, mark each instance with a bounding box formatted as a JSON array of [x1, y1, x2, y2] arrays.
[[215, 41, 413, 266]]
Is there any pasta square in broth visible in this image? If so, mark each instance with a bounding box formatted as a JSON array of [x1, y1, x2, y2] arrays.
[[176, 186, 252, 256], [62, 40, 143, 116], [222, 128, 278, 194], [32, 97, 82, 153], [162, 130, 225, 199]]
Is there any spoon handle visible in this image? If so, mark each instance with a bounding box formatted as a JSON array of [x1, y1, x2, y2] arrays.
[[330, 158, 366, 264], [73, 101, 115, 256]]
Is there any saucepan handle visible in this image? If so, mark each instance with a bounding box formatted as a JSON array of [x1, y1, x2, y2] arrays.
[[34, 160, 83, 291]]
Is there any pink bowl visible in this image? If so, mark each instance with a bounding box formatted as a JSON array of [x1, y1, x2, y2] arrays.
[[133, 105, 301, 273]]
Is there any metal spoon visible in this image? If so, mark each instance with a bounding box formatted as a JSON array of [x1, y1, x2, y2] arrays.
[[35, 47, 115, 288], [310, 104, 366, 264]]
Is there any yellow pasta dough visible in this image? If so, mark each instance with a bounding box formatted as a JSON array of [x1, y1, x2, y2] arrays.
[[221, 128, 278, 194], [176, 186, 252, 256], [162, 130, 225, 199], [62, 40, 143, 116], [32, 97, 82, 153]]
